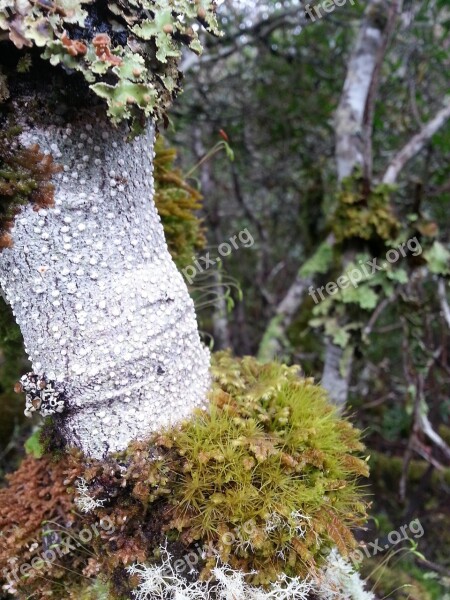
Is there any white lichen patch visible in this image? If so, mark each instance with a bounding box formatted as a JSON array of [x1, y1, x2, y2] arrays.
[[265, 510, 312, 538], [0, 109, 210, 458], [128, 544, 375, 600], [127, 546, 313, 600], [315, 548, 376, 600], [74, 477, 106, 514]]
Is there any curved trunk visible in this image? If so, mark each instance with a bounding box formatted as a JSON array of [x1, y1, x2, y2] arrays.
[[0, 99, 210, 459]]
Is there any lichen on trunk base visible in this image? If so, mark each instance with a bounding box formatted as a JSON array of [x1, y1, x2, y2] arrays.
[[0, 99, 210, 458], [0, 353, 371, 600]]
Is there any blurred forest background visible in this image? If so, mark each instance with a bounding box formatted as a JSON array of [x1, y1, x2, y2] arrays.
[[1, 0, 450, 598]]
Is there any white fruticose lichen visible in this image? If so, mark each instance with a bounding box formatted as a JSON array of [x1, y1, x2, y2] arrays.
[[128, 544, 375, 600], [0, 104, 210, 458], [315, 548, 376, 600], [74, 477, 106, 514], [127, 546, 313, 600], [265, 511, 311, 538]]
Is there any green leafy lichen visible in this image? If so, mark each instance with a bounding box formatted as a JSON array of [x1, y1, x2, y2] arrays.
[[0, 0, 221, 129], [423, 240, 450, 275], [299, 240, 335, 278], [332, 170, 399, 243]]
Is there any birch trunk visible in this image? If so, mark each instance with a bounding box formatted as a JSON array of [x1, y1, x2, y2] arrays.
[[0, 99, 210, 459]]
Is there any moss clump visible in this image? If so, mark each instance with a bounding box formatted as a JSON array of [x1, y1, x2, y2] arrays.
[[153, 136, 205, 270], [0, 127, 61, 249], [0, 454, 82, 587], [0, 353, 369, 598], [332, 169, 399, 243]]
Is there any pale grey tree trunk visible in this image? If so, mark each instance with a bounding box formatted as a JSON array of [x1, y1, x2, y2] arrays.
[[323, 0, 393, 407], [0, 101, 210, 459]]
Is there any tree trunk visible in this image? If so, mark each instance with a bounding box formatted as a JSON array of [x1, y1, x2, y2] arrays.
[[0, 98, 210, 459], [323, 0, 393, 406]]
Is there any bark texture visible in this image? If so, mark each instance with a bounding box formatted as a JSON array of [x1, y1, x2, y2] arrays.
[[334, 0, 387, 181], [323, 0, 391, 406], [0, 101, 210, 458], [382, 99, 450, 184]]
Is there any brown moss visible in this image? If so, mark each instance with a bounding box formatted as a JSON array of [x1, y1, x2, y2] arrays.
[[0, 128, 61, 250], [153, 135, 206, 269]]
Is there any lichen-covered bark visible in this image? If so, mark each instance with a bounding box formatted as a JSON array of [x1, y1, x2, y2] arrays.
[[0, 101, 210, 458]]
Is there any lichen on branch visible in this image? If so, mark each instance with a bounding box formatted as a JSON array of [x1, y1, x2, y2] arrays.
[[0, 0, 220, 129]]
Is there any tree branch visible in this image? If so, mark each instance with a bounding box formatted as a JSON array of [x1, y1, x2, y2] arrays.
[[382, 99, 450, 184]]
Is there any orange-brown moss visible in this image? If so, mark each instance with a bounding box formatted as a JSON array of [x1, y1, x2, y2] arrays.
[[0, 128, 61, 250]]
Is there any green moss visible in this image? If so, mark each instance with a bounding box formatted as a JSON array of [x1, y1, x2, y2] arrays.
[[153, 136, 205, 270], [0, 353, 370, 598], [332, 169, 399, 243], [162, 353, 369, 583], [45, 352, 370, 595]]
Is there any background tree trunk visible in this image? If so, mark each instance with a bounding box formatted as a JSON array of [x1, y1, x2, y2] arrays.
[[0, 99, 210, 459]]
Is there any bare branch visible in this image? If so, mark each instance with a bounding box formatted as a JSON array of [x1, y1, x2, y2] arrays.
[[382, 99, 450, 184]]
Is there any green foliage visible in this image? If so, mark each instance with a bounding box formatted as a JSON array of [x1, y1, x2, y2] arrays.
[[332, 170, 399, 243], [153, 136, 205, 269], [423, 240, 450, 275], [24, 428, 44, 458], [362, 557, 445, 600], [0, 0, 220, 128], [299, 241, 334, 277]]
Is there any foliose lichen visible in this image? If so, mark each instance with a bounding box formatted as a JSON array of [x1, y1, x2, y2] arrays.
[[0, 0, 220, 129]]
